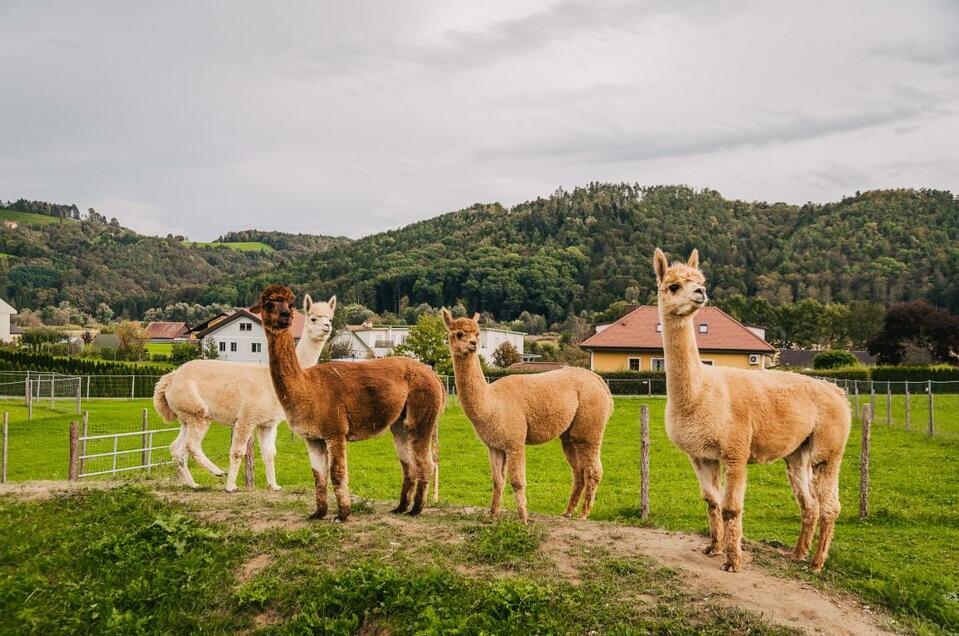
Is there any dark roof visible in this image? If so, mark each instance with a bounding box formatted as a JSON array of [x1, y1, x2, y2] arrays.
[[581, 306, 775, 353], [506, 361, 568, 373], [9, 324, 23, 334], [144, 321, 189, 340], [778, 350, 876, 369], [194, 307, 306, 339]]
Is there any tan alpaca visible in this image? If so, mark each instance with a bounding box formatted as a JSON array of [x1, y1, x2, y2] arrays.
[[256, 284, 445, 521], [442, 310, 612, 523], [653, 248, 850, 572], [153, 295, 336, 492]]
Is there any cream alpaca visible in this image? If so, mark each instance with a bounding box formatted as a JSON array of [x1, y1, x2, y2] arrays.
[[153, 295, 336, 492], [442, 310, 612, 523], [653, 248, 850, 572]]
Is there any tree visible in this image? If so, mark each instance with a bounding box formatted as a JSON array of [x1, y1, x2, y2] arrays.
[[202, 337, 220, 359], [812, 350, 859, 369], [115, 320, 149, 359], [95, 302, 114, 324], [170, 342, 201, 365], [393, 315, 450, 369], [491, 341, 521, 368], [21, 326, 62, 350], [867, 301, 959, 365]]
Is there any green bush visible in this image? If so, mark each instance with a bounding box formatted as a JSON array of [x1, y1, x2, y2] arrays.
[[793, 366, 871, 381], [813, 349, 860, 369]]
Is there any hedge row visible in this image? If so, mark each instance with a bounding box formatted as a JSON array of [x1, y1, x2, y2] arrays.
[[0, 349, 173, 376]]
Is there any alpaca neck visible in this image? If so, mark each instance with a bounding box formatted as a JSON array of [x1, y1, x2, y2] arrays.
[[265, 327, 307, 410], [452, 353, 493, 424], [295, 333, 328, 368], [661, 310, 705, 404]]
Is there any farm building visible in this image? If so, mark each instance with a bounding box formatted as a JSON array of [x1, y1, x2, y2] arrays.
[[777, 350, 876, 369], [194, 307, 308, 363], [330, 322, 525, 361], [580, 306, 775, 371], [0, 298, 18, 343], [144, 321, 190, 343]]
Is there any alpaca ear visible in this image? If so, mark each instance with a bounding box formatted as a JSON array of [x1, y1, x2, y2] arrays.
[[303, 294, 313, 313], [327, 295, 337, 312], [687, 249, 699, 269], [653, 248, 668, 282], [249, 302, 261, 314], [441, 308, 454, 329], [472, 312, 481, 322]]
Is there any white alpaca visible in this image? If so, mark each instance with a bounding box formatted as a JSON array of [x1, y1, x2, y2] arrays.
[[153, 295, 336, 491]]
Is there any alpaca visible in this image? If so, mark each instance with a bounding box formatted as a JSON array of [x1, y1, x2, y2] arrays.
[[153, 295, 336, 492], [255, 284, 444, 521], [653, 248, 851, 572], [442, 310, 613, 523]]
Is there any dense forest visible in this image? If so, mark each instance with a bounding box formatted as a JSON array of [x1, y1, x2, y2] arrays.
[[238, 185, 958, 321]]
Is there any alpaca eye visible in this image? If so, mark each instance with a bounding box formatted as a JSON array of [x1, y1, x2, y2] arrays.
[[265, 301, 275, 309], [455, 332, 464, 339], [668, 284, 681, 293]]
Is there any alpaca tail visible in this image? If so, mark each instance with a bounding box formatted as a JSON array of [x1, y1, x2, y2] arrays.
[[152, 372, 179, 422]]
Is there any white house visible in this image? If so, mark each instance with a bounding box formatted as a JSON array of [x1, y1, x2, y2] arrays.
[[195, 307, 307, 363], [331, 322, 525, 362], [0, 298, 18, 344]]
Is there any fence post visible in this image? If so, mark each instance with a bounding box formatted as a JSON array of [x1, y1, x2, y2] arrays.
[[640, 404, 650, 520], [928, 380, 934, 436], [869, 381, 875, 421], [80, 411, 89, 476], [131, 375, 135, 400], [2, 412, 8, 484], [25, 370, 30, 406], [432, 424, 440, 503], [27, 380, 32, 421], [141, 409, 149, 468], [244, 437, 255, 488], [50, 374, 55, 410], [904, 383, 911, 432], [86, 375, 91, 400], [885, 384, 892, 426], [69, 421, 80, 481], [75, 379, 82, 414], [859, 405, 871, 519], [853, 381, 860, 418]]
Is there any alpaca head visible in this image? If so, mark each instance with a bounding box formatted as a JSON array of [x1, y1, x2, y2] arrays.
[[653, 248, 707, 318], [253, 284, 296, 334], [303, 294, 336, 342], [441, 309, 482, 358]]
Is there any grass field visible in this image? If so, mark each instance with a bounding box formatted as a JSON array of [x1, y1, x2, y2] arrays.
[[1, 396, 957, 632], [144, 342, 173, 356], [186, 240, 275, 252], [0, 208, 74, 226]]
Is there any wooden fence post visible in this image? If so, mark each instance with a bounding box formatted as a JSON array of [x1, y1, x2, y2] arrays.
[[130, 375, 135, 400], [869, 381, 875, 422], [2, 412, 8, 484], [859, 405, 871, 519], [928, 380, 934, 436], [26, 380, 32, 421], [432, 424, 440, 503], [244, 437, 255, 488], [853, 382, 860, 418], [76, 379, 82, 415], [885, 384, 892, 426], [904, 383, 911, 432], [69, 421, 80, 481], [141, 409, 149, 468], [640, 404, 650, 520], [86, 375, 91, 400]]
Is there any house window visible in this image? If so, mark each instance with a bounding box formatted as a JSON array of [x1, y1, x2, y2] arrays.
[[218, 341, 226, 352], [702, 359, 714, 366], [655, 323, 662, 333], [230, 342, 237, 352], [251, 342, 262, 353], [628, 357, 641, 371], [699, 323, 708, 333], [239, 322, 252, 332], [652, 358, 665, 371]]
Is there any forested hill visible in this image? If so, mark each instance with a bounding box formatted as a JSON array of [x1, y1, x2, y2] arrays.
[[0, 209, 347, 318], [244, 185, 958, 322]]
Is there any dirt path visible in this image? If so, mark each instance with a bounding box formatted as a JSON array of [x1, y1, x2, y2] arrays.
[[1, 482, 900, 635]]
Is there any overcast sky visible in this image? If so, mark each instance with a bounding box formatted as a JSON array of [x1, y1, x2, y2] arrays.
[[1, 1, 956, 240]]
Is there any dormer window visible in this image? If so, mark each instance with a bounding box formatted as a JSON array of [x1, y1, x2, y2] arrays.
[[240, 322, 252, 332], [655, 323, 662, 333], [699, 323, 708, 333]]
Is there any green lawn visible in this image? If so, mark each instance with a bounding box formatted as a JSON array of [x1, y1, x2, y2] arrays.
[[186, 240, 275, 253], [1, 396, 957, 632], [144, 342, 173, 356], [0, 208, 73, 226]]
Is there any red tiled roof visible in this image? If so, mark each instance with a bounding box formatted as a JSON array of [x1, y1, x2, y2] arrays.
[[506, 362, 568, 373], [194, 308, 306, 339], [144, 321, 189, 339], [580, 306, 775, 353]]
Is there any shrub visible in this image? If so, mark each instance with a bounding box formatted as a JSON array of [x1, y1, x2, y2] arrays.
[[813, 349, 860, 369], [169, 342, 201, 366]]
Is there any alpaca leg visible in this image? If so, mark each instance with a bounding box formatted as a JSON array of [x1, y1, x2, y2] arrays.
[[181, 415, 224, 477], [560, 435, 584, 517], [577, 444, 603, 519], [505, 447, 529, 524], [810, 458, 842, 571], [784, 447, 819, 561], [407, 430, 434, 516], [169, 426, 197, 488], [690, 457, 724, 556], [720, 460, 748, 572], [390, 425, 414, 514], [488, 447, 507, 517], [327, 437, 351, 522], [257, 424, 282, 491], [225, 422, 255, 492], [305, 438, 329, 519]]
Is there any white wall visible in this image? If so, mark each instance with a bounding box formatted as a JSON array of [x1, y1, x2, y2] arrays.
[[0, 313, 11, 344], [203, 318, 298, 363], [345, 325, 523, 362]]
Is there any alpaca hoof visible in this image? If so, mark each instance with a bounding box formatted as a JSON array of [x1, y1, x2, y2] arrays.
[[721, 561, 741, 572], [308, 509, 327, 521], [211, 469, 226, 477], [186, 482, 200, 490], [789, 551, 808, 562], [703, 546, 722, 557], [224, 485, 238, 493], [561, 512, 573, 519], [407, 505, 423, 517], [809, 561, 825, 572], [390, 505, 408, 514], [334, 513, 349, 523]]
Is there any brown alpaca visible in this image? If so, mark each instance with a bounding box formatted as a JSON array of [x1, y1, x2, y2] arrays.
[[255, 284, 445, 521], [653, 248, 851, 572], [442, 310, 613, 523]]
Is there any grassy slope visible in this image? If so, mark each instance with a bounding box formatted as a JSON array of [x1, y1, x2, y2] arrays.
[[186, 240, 275, 252], [1, 396, 956, 632], [0, 208, 73, 226]]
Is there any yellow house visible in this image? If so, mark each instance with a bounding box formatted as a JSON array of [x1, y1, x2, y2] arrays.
[[581, 306, 775, 372]]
